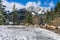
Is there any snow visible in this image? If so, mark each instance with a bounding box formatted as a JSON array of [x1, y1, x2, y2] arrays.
[[0, 26, 60, 40]]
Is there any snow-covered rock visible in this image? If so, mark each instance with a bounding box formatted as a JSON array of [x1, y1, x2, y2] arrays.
[[0, 26, 60, 40]]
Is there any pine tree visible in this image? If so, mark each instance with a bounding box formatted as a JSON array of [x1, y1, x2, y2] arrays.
[[54, 1, 60, 17], [45, 10, 50, 23], [12, 4, 18, 25], [54, 1, 60, 13], [0, 0, 6, 25], [50, 8, 54, 20], [24, 12, 32, 24], [45, 9, 54, 24]]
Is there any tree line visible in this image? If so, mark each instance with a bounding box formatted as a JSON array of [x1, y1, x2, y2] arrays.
[[45, 1, 60, 24], [0, 0, 60, 25], [0, 0, 33, 25]]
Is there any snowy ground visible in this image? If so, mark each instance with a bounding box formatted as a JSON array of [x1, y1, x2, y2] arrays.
[[0, 26, 60, 40]]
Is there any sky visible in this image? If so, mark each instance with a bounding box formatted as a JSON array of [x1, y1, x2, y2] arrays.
[[6, 0, 58, 6], [2, 0, 60, 12]]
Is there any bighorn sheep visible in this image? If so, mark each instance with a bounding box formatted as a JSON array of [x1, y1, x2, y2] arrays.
[[43, 24, 58, 30]]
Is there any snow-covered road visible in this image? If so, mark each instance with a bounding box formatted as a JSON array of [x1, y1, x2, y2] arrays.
[[0, 26, 60, 40]]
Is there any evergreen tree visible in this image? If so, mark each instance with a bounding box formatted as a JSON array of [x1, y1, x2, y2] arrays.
[[12, 4, 18, 25], [50, 8, 54, 20], [54, 1, 60, 13], [45, 9, 54, 24], [45, 10, 50, 23], [24, 12, 32, 24], [54, 1, 60, 17], [0, 0, 6, 25]]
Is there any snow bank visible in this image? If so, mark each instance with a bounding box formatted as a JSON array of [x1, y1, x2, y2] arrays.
[[35, 27, 60, 40], [0, 26, 60, 40]]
